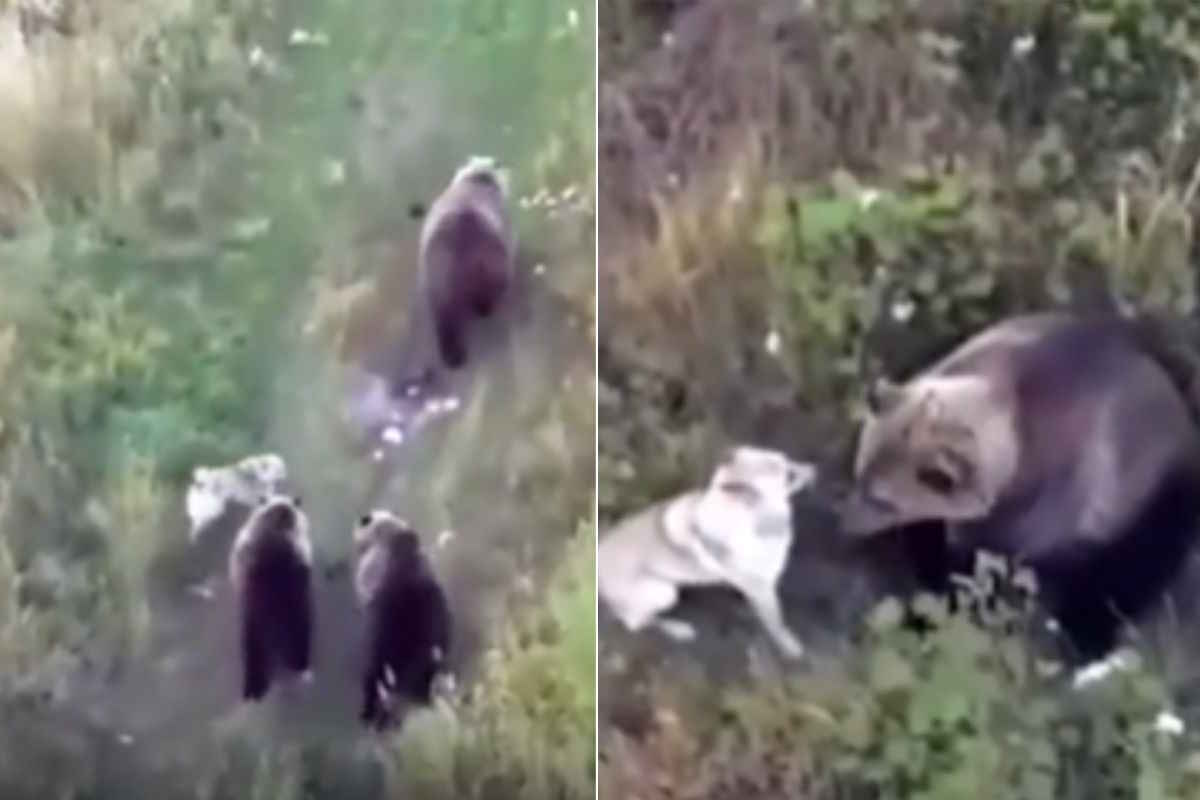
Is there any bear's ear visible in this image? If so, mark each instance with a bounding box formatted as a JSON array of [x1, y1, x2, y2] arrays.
[[257, 495, 269, 506], [359, 513, 373, 528], [292, 496, 303, 509]]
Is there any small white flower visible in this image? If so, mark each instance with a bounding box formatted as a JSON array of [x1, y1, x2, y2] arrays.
[[858, 188, 881, 210], [890, 296, 916, 323], [381, 426, 404, 445], [436, 530, 455, 549], [567, 8, 579, 29], [187, 581, 216, 601], [289, 28, 330, 47], [534, 262, 547, 276], [1154, 711, 1185, 736], [1012, 33, 1035, 58], [321, 159, 346, 186], [662, 31, 675, 48], [764, 330, 782, 356]]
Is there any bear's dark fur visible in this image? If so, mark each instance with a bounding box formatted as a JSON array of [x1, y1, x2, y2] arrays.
[[848, 314, 1200, 662], [355, 513, 452, 729], [230, 497, 314, 701], [419, 160, 514, 370]]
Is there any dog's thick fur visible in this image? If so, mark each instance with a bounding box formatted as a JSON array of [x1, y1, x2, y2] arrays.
[[186, 453, 287, 541], [598, 446, 815, 658]]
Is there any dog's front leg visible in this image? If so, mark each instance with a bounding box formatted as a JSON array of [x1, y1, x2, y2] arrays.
[[652, 617, 698, 641], [682, 528, 741, 586], [743, 582, 804, 660]]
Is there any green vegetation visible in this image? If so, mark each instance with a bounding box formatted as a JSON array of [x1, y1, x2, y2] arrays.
[[603, 556, 1200, 799], [600, 0, 1200, 796], [0, 0, 595, 796], [382, 524, 596, 799]]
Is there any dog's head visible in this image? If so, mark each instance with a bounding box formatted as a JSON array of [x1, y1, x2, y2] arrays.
[[708, 446, 816, 513]]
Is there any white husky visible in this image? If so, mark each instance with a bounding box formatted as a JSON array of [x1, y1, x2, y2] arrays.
[[186, 453, 288, 541], [598, 446, 816, 658]]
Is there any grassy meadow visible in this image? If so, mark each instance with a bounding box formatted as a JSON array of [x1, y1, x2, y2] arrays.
[[0, 0, 596, 797]]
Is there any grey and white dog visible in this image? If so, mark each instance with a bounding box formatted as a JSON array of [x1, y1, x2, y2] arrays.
[[598, 446, 816, 658], [186, 453, 288, 541]]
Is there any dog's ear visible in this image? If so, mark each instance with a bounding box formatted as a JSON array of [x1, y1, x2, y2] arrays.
[[716, 479, 761, 504], [867, 377, 904, 415]]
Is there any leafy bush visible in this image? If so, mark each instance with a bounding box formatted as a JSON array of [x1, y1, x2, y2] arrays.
[[605, 556, 1200, 800]]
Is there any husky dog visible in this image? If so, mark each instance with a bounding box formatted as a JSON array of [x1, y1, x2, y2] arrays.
[[842, 312, 1200, 662], [598, 446, 816, 658], [186, 453, 288, 541], [229, 494, 314, 701]]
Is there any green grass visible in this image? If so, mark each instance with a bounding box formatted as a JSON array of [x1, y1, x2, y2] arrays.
[[0, 0, 595, 795]]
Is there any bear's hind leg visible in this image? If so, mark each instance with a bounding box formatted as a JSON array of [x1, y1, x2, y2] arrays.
[[241, 612, 271, 701], [434, 304, 468, 368]]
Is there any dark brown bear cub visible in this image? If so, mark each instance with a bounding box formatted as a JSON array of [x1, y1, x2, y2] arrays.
[[353, 510, 453, 729], [229, 494, 315, 701], [418, 156, 515, 370]]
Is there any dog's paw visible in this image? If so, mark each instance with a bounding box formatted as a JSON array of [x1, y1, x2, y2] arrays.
[[778, 636, 805, 660], [656, 618, 697, 642]]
